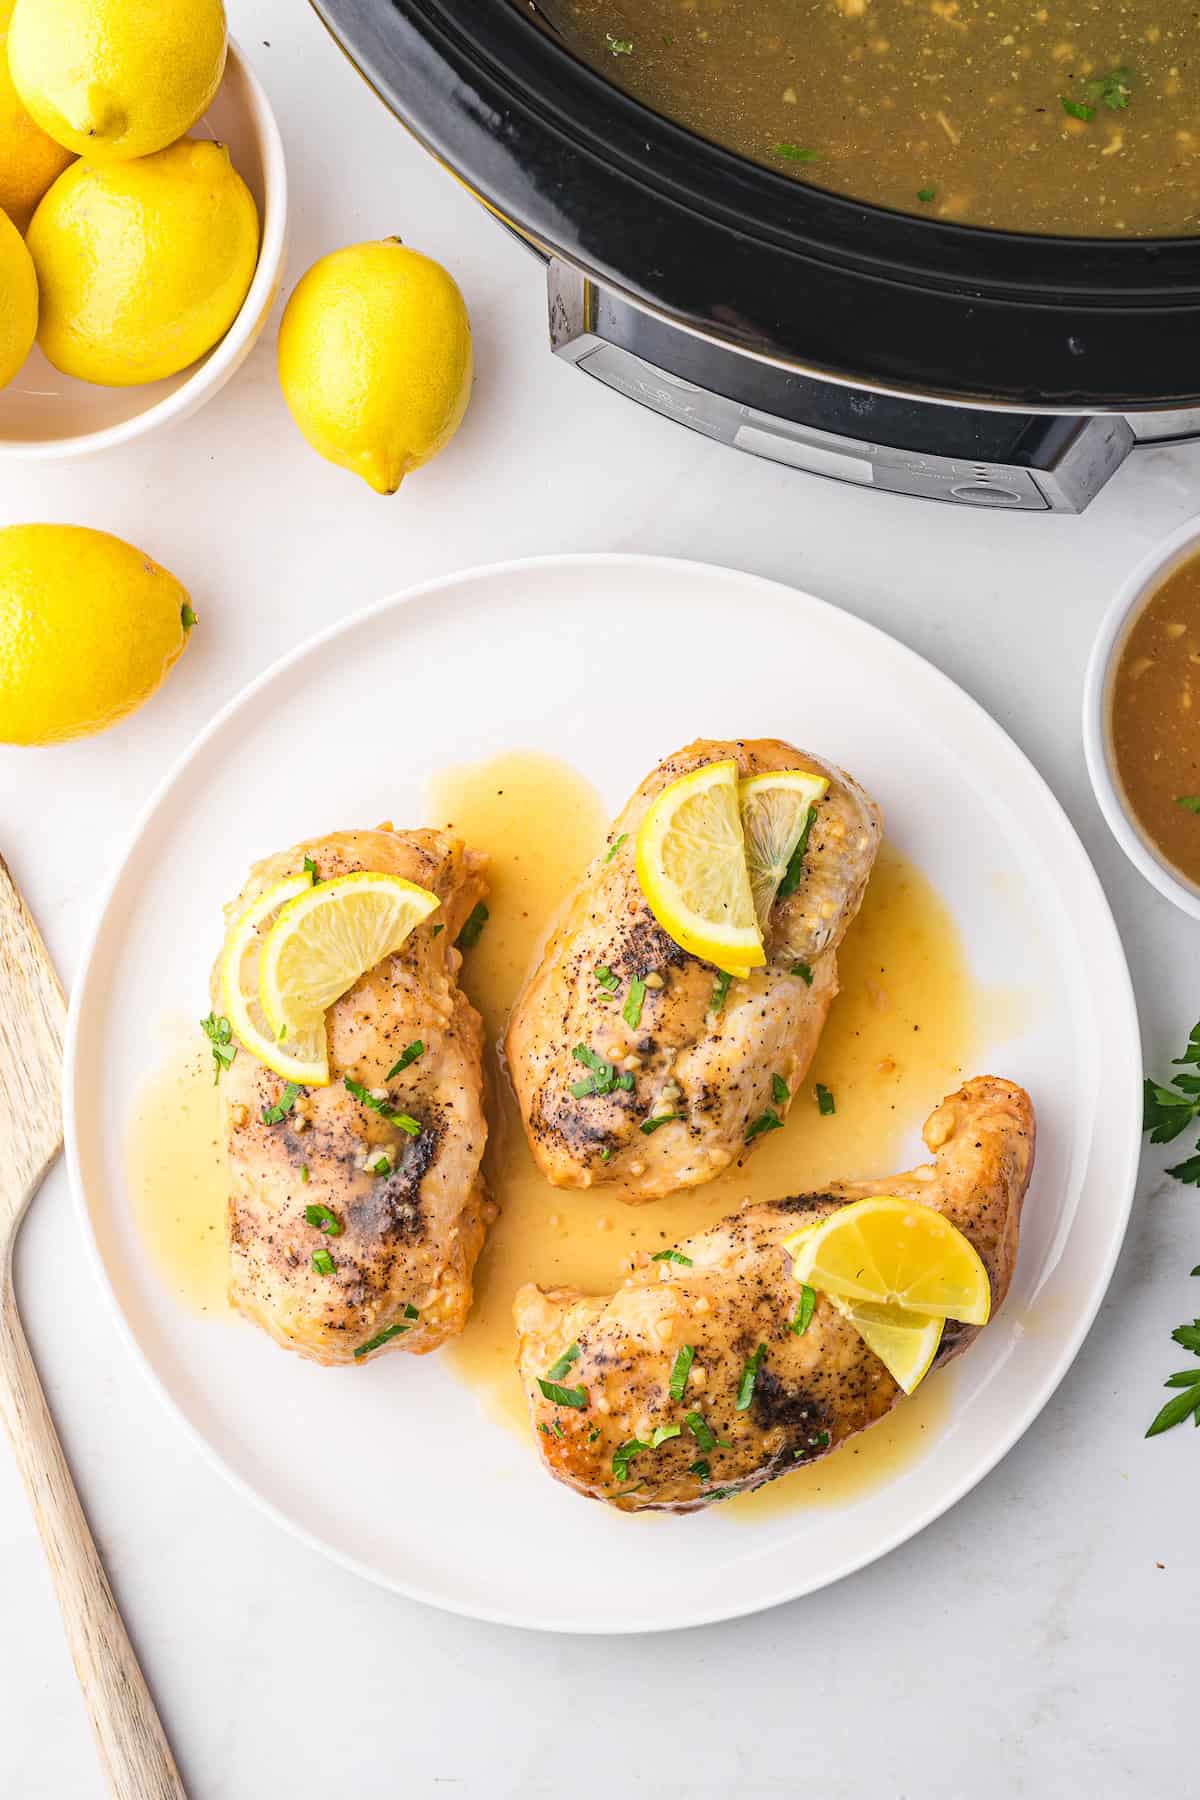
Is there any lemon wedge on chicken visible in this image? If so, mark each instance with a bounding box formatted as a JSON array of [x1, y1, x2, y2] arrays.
[[738, 768, 829, 934], [259, 870, 440, 1042], [635, 759, 765, 977], [826, 1295, 944, 1395], [785, 1196, 991, 1325], [220, 872, 330, 1086]]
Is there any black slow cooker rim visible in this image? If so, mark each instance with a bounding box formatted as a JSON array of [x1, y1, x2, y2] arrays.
[[311, 0, 1200, 408]]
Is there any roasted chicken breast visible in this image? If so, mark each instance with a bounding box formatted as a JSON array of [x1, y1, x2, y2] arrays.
[[514, 1076, 1034, 1511], [506, 738, 881, 1202], [220, 827, 493, 1365]]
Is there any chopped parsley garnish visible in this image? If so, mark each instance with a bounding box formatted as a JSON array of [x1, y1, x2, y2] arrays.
[[736, 1344, 766, 1411], [688, 1458, 710, 1483], [606, 31, 633, 53], [303, 854, 319, 880], [623, 976, 647, 1030], [546, 1342, 581, 1381], [456, 902, 488, 949], [299, 1164, 310, 1184], [605, 833, 628, 862], [790, 1284, 817, 1335], [778, 805, 818, 899], [594, 965, 621, 993], [1086, 66, 1132, 111], [640, 1112, 682, 1134], [651, 1249, 693, 1267], [710, 970, 733, 1013], [549, 1420, 564, 1439], [261, 1082, 302, 1125], [200, 1012, 238, 1084], [431, 923, 444, 937], [669, 1344, 696, 1402], [1061, 96, 1096, 122], [599, 1147, 612, 1162], [385, 1040, 424, 1079], [353, 1306, 419, 1357], [587, 1426, 601, 1442], [537, 1378, 588, 1410], [791, 962, 813, 985], [917, 186, 936, 203], [745, 1106, 783, 1143], [343, 1076, 421, 1135], [181, 602, 197, 630], [311, 1248, 335, 1276], [684, 1411, 716, 1452], [613, 1439, 651, 1481], [369, 1154, 392, 1177], [773, 141, 820, 163], [771, 1073, 789, 1105], [816, 1083, 836, 1116], [1177, 796, 1200, 814], [795, 1430, 832, 1458], [650, 1422, 682, 1447], [570, 1043, 635, 1099], [305, 1201, 341, 1235]]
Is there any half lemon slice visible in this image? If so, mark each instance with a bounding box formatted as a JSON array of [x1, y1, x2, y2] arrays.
[[220, 873, 331, 1086], [635, 759, 765, 976], [826, 1294, 944, 1395], [739, 768, 829, 934], [259, 870, 441, 1041], [785, 1195, 991, 1325]]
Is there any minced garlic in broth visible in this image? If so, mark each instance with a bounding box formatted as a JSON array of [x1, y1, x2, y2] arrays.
[[532, 0, 1198, 235], [1111, 552, 1200, 884]]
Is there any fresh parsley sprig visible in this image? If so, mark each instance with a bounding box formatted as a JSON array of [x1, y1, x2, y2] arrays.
[[1147, 1315, 1200, 1437], [1144, 1019, 1200, 1176]]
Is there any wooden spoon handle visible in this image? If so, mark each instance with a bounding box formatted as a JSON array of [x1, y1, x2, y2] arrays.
[[0, 1271, 187, 1800]]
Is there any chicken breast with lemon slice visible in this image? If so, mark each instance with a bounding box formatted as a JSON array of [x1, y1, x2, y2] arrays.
[[505, 738, 881, 1202], [216, 827, 493, 1365], [514, 1076, 1034, 1512]]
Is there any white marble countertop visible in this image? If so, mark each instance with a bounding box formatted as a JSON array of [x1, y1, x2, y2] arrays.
[[1, 3, 1198, 1793]]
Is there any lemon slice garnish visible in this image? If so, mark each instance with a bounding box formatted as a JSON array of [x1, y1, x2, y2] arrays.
[[258, 870, 441, 1041], [784, 1196, 991, 1326], [635, 760, 765, 976], [826, 1295, 944, 1395], [738, 768, 830, 935], [220, 873, 331, 1086]]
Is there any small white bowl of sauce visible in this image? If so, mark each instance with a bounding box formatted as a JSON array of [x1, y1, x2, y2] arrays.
[[1084, 517, 1200, 919]]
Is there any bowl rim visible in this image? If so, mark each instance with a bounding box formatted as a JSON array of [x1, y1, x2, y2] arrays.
[[0, 34, 288, 462], [1082, 514, 1200, 921]]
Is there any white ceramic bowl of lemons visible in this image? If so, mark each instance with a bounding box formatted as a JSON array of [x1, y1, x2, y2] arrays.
[[0, 36, 286, 461]]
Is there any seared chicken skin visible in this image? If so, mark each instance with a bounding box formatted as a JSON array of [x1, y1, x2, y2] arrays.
[[515, 1077, 1034, 1511], [506, 738, 881, 1202], [220, 828, 493, 1365]]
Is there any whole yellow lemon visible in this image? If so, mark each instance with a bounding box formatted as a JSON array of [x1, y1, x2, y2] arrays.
[[27, 139, 259, 387], [0, 0, 74, 231], [0, 525, 194, 745], [0, 205, 37, 387], [7, 0, 226, 162], [277, 239, 473, 495]]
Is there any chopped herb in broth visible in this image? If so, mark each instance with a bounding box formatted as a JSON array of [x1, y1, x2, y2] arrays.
[[530, 0, 1199, 236], [1111, 552, 1200, 884]]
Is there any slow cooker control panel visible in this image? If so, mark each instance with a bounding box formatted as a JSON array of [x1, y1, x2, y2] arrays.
[[548, 261, 1134, 514]]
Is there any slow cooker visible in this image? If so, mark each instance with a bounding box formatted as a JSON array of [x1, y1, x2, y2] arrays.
[[312, 0, 1200, 510]]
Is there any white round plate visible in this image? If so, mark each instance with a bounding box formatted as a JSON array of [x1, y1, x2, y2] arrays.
[[66, 555, 1141, 1634]]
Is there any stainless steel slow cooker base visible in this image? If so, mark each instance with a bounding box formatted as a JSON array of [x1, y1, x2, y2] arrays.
[[549, 261, 1200, 513]]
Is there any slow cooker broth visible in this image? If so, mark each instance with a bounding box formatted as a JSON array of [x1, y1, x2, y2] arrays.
[[535, 0, 1199, 235]]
